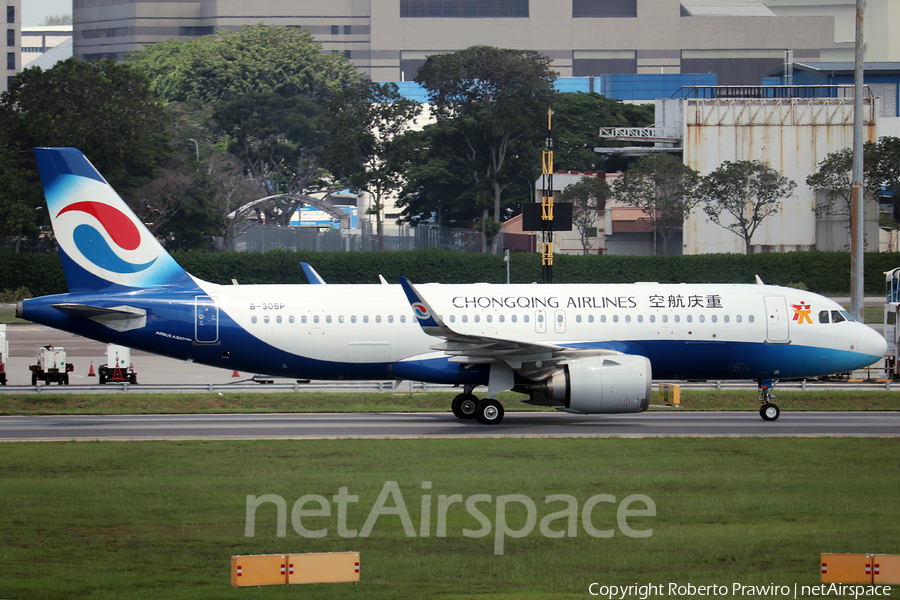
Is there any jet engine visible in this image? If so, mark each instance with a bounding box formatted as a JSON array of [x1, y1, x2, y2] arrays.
[[518, 355, 651, 414]]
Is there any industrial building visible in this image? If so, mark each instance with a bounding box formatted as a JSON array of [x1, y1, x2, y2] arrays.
[[71, 0, 837, 85], [3, 0, 19, 93]]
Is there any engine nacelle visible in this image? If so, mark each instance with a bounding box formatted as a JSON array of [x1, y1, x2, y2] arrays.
[[526, 355, 651, 414]]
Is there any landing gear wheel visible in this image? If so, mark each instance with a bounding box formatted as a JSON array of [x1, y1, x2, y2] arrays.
[[475, 399, 504, 425], [760, 403, 780, 421], [451, 394, 478, 420]]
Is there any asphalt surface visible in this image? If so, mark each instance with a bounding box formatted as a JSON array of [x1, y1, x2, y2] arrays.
[[0, 411, 897, 441]]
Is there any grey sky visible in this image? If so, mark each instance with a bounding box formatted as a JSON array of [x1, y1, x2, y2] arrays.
[[22, 0, 73, 26]]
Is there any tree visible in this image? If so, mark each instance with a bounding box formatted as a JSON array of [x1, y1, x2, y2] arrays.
[[40, 14, 72, 25], [874, 136, 900, 195], [806, 142, 881, 222], [0, 117, 43, 252], [325, 80, 421, 251], [211, 92, 332, 227], [396, 123, 485, 227], [126, 25, 359, 104], [415, 46, 557, 252], [203, 153, 263, 250], [553, 92, 655, 172], [560, 176, 611, 255], [697, 160, 796, 254], [2, 58, 170, 192], [122, 155, 206, 236], [613, 155, 700, 255]]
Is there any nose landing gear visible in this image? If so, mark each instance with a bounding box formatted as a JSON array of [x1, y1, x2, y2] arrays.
[[758, 379, 780, 421]]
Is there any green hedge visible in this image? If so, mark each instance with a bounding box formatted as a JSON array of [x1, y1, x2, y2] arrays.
[[2, 249, 899, 298]]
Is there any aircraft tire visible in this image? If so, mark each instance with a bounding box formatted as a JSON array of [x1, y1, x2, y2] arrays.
[[475, 399, 504, 425], [452, 394, 478, 419], [759, 403, 780, 421]]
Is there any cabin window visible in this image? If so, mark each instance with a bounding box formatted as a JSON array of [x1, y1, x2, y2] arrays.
[[736, 315, 742, 323], [649, 315, 655, 323], [589, 315, 595, 323], [674, 315, 680, 323], [831, 310, 845, 324], [264, 315, 270, 324], [302, 315, 308, 324], [819, 310, 829, 324], [499, 315, 505, 323], [351, 315, 357, 323], [537, 314, 544, 323], [375, 315, 382, 323], [339, 315, 345, 323], [625, 315, 631, 323], [524, 315, 530, 323], [462, 315, 468, 323], [251, 315, 257, 324], [613, 315, 618, 323], [699, 315, 705, 323], [723, 315, 729, 323], [711, 315, 717, 323], [474, 315, 481, 323], [276, 315, 282, 324], [326, 315, 332, 324], [401, 315, 407, 323], [600, 315, 605, 323], [289, 315, 295, 324], [637, 315, 643, 323], [388, 315, 394, 323], [557, 314, 563, 323], [686, 315, 692, 323], [314, 315, 320, 324], [363, 315, 369, 323], [748, 315, 755, 323], [576, 315, 582, 323], [662, 315, 668, 323]]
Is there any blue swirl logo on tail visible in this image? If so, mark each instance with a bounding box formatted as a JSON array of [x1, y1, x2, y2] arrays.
[[57, 201, 156, 274]]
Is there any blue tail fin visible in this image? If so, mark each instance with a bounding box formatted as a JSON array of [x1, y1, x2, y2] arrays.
[[35, 148, 196, 292]]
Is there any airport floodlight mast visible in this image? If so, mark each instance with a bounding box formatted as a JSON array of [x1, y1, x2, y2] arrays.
[[542, 108, 554, 283]]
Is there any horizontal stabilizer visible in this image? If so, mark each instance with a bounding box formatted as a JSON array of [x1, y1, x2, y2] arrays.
[[52, 303, 147, 332]]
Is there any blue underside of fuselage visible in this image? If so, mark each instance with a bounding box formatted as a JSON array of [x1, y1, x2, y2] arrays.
[[20, 291, 880, 385]]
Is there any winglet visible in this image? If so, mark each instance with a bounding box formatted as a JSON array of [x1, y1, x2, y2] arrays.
[[301, 262, 327, 285], [398, 276, 449, 335]]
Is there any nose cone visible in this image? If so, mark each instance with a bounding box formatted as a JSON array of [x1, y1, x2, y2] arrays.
[[862, 324, 887, 363]]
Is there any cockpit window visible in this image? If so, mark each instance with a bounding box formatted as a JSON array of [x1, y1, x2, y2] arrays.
[[839, 310, 854, 322], [831, 310, 846, 323], [819, 310, 830, 324]]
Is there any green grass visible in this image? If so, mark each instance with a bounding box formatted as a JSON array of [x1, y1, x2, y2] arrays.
[[0, 438, 898, 599], [0, 389, 898, 416]]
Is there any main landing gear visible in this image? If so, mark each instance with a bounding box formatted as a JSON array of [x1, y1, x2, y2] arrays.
[[451, 385, 505, 425], [758, 379, 780, 421]]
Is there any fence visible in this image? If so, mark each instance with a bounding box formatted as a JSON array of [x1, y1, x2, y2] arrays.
[[227, 222, 489, 253]]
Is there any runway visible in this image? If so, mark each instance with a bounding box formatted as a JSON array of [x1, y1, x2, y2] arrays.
[[0, 411, 897, 441]]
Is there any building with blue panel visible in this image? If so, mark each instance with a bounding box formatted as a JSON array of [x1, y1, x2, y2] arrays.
[[768, 63, 900, 117]]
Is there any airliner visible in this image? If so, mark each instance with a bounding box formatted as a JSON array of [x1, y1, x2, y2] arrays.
[[16, 148, 887, 423]]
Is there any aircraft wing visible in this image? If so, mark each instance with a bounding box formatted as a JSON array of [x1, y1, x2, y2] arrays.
[[398, 277, 613, 380]]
